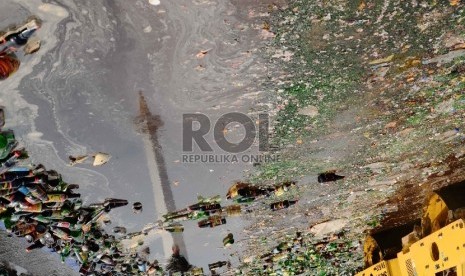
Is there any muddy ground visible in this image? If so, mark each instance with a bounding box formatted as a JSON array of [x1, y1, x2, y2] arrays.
[[234, 0, 465, 274]]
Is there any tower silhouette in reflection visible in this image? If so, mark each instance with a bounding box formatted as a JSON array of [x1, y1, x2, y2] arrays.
[[136, 91, 187, 256]]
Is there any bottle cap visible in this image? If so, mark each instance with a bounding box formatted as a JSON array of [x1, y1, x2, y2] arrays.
[[24, 234, 33, 243]]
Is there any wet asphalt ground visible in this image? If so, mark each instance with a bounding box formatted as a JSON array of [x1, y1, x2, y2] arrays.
[[0, 0, 275, 273]]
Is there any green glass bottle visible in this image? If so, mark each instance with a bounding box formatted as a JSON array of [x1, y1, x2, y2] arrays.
[[0, 208, 13, 220], [188, 210, 208, 220], [164, 224, 184, 233], [74, 248, 89, 264], [60, 244, 71, 263], [234, 197, 255, 204], [31, 214, 51, 224], [3, 215, 14, 230], [223, 233, 234, 247], [0, 131, 16, 160]]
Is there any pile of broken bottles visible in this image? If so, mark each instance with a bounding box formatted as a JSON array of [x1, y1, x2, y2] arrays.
[[0, 108, 170, 276], [0, 105, 304, 275], [162, 181, 299, 228], [240, 231, 362, 275], [161, 195, 234, 230]]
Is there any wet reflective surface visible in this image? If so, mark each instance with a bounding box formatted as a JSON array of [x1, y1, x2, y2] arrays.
[[0, 0, 272, 273]]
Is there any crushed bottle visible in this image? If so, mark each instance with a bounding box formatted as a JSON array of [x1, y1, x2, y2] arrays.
[[223, 233, 234, 247], [317, 172, 345, 183], [270, 200, 298, 211]]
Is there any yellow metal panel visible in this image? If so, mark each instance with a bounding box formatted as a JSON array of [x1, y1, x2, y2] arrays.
[[459, 263, 465, 275], [404, 219, 465, 275], [386, 258, 402, 276], [397, 251, 417, 276], [359, 220, 465, 276], [355, 259, 400, 276]]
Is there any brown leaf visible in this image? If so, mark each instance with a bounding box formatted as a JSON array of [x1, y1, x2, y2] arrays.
[[262, 21, 270, 31], [196, 49, 210, 59]]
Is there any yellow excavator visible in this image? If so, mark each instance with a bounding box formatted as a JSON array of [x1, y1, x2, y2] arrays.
[[357, 181, 465, 276]]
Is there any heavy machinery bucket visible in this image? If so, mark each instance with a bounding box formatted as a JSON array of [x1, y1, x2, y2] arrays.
[[397, 219, 465, 276], [363, 220, 420, 268], [421, 181, 465, 237]]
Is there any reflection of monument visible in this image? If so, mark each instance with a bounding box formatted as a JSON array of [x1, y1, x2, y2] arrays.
[[136, 91, 187, 257]]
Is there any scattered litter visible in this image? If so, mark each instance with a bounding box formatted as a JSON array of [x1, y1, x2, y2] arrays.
[[317, 172, 345, 183], [148, 0, 161, 6], [69, 152, 111, 166], [133, 202, 143, 214], [113, 226, 127, 234], [92, 152, 111, 166], [196, 49, 211, 59], [0, 18, 40, 56], [198, 215, 226, 228], [270, 199, 298, 211], [164, 223, 184, 233], [24, 38, 41, 55], [69, 155, 89, 166], [143, 25, 152, 33], [223, 233, 234, 247], [208, 261, 229, 272]]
